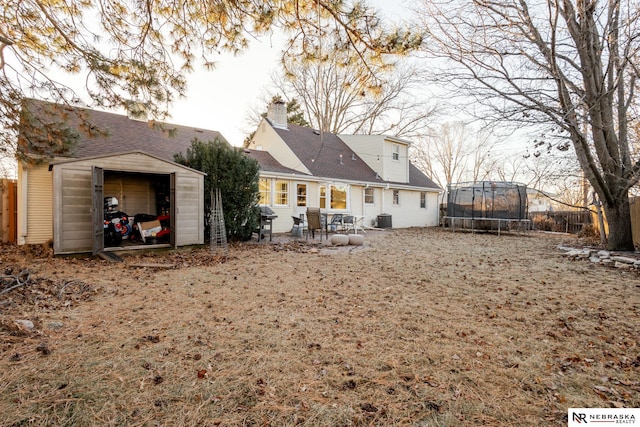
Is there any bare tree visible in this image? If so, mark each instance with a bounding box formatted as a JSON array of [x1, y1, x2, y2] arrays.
[[242, 95, 309, 147], [271, 34, 437, 137], [1, 0, 423, 165], [411, 121, 500, 190], [419, 0, 640, 250]]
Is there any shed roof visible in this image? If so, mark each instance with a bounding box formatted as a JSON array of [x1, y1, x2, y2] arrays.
[[48, 150, 207, 175], [21, 99, 227, 163]]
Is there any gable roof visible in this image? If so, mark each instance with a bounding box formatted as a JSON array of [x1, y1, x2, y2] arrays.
[[267, 119, 380, 182], [48, 150, 206, 175], [265, 119, 440, 190], [20, 99, 227, 162], [244, 149, 308, 176], [407, 163, 440, 189]]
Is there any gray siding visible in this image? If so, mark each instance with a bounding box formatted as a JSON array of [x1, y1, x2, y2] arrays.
[[175, 174, 203, 246], [56, 167, 92, 252]]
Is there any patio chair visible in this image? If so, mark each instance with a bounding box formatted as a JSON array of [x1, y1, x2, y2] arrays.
[[342, 215, 355, 233], [306, 208, 325, 240], [328, 214, 343, 232], [291, 215, 307, 238]]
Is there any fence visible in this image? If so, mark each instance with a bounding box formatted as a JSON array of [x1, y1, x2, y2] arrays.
[[0, 178, 17, 243], [529, 210, 592, 234], [530, 197, 640, 246]]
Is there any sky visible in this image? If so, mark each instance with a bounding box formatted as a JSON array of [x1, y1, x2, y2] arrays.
[[0, 1, 412, 178], [167, 34, 283, 147], [160, 1, 412, 147]]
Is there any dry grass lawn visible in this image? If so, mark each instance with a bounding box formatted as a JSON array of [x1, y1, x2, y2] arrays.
[[1, 228, 638, 426]]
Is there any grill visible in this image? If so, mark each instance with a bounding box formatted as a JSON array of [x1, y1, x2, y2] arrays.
[[258, 206, 278, 241]]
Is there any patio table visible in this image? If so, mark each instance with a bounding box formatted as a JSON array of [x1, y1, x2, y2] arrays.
[[351, 215, 366, 234]]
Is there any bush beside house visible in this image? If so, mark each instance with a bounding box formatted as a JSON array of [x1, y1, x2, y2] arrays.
[[175, 139, 260, 241]]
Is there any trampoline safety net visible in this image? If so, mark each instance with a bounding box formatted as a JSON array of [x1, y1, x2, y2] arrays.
[[446, 181, 528, 221]]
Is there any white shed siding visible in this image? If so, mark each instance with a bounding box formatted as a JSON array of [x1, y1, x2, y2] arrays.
[[175, 174, 203, 246]]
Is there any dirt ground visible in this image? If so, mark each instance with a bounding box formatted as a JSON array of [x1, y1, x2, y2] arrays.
[[0, 227, 638, 426]]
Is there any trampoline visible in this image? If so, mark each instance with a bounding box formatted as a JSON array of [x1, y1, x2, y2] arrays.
[[444, 181, 530, 233]]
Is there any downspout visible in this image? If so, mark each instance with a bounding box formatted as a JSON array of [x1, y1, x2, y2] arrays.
[[18, 164, 27, 245]]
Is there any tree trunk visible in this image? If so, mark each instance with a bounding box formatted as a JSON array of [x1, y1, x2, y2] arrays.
[[593, 200, 607, 247], [603, 197, 635, 251]]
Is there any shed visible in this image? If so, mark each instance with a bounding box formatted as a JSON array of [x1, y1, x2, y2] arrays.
[[17, 99, 223, 255], [48, 151, 205, 255]]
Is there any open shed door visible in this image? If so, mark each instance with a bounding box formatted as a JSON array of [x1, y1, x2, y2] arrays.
[[170, 173, 176, 248], [92, 166, 104, 255]]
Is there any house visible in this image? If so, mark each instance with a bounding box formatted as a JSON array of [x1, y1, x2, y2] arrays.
[[245, 102, 441, 233], [527, 188, 557, 213], [17, 99, 225, 255]]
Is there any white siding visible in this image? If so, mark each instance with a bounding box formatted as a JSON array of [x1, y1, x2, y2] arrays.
[[340, 135, 411, 184], [23, 164, 53, 245], [248, 120, 311, 174], [258, 178, 440, 233], [381, 189, 438, 228], [339, 135, 384, 178], [383, 141, 410, 184]]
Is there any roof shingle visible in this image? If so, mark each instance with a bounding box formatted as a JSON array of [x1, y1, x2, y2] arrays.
[[21, 99, 226, 162], [268, 120, 380, 182], [244, 149, 308, 176], [267, 119, 440, 190]]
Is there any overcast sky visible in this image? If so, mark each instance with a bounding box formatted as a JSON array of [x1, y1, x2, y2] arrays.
[[166, 1, 412, 146]]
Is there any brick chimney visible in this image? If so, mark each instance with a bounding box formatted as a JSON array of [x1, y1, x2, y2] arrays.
[[267, 101, 288, 130]]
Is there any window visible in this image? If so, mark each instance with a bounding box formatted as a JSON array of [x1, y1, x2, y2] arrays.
[[392, 144, 400, 161], [259, 178, 271, 205], [319, 184, 349, 210], [330, 185, 347, 209], [420, 192, 426, 208], [275, 180, 288, 206], [319, 186, 327, 209], [393, 189, 399, 205], [296, 183, 307, 207], [364, 187, 374, 204]]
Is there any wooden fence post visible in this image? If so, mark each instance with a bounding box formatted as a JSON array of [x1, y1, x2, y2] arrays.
[[0, 178, 18, 243]]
